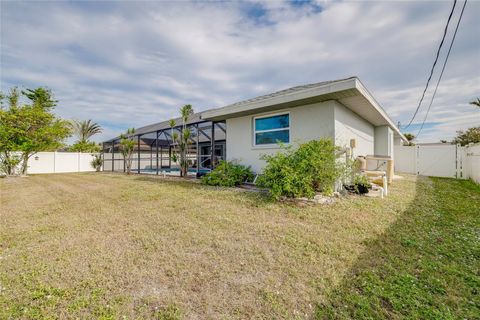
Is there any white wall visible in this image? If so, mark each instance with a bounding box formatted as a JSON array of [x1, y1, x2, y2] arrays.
[[333, 101, 375, 158], [226, 100, 379, 173], [394, 136, 403, 146], [374, 126, 393, 157], [26, 152, 98, 174], [393, 145, 458, 177], [226, 101, 336, 172], [394, 146, 416, 174], [464, 144, 480, 184], [394, 144, 479, 183]]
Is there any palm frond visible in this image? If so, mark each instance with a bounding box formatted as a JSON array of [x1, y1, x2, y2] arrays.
[[469, 98, 480, 107], [71, 119, 103, 142]]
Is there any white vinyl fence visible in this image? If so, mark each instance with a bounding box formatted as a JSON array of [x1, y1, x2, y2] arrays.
[[26, 152, 99, 174], [394, 144, 480, 183], [463, 144, 480, 183]]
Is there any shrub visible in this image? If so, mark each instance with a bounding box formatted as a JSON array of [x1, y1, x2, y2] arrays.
[[344, 174, 371, 194], [68, 141, 101, 153], [257, 139, 340, 199], [90, 154, 102, 172], [201, 160, 254, 187]]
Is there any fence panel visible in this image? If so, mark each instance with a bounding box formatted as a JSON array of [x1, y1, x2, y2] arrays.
[[27, 152, 56, 174], [464, 144, 480, 183], [393, 146, 416, 174], [417, 145, 458, 178], [26, 152, 97, 174]]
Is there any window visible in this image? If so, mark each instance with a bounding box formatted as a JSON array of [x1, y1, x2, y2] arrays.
[[254, 113, 290, 146]]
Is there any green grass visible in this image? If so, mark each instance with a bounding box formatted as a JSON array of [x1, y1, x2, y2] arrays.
[[315, 177, 480, 319], [0, 173, 478, 319]]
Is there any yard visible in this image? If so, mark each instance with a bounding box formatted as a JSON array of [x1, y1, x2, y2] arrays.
[[0, 173, 478, 319]]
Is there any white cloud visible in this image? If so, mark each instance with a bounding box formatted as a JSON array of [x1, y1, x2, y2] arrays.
[[1, 0, 479, 143]]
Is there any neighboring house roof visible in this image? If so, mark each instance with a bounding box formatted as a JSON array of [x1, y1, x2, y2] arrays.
[[104, 77, 406, 142], [201, 76, 407, 142], [133, 112, 206, 136]]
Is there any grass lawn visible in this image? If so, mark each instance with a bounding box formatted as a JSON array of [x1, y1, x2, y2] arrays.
[[0, 173, 478, 319]]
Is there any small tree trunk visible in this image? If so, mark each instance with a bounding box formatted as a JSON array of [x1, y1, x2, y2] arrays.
[[20, 153, 30, 175], [126, 151, 132, 175], [2, 151, 13, 175], [183, 153, 188, 177]]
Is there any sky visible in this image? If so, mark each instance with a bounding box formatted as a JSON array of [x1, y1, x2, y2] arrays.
[[1, 0, 479, 143]]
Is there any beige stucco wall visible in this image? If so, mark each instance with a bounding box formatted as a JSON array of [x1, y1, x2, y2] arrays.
[[226, 100, 336, 172], [333, 101, 375, 158]]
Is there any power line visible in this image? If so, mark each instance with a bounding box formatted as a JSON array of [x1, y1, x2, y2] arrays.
[[416, 0, 468, 138], [402, 0, 457, 130]]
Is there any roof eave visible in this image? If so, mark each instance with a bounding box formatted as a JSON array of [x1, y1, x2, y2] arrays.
[[200, 77, 358, 121], [201, 77, 407, 143], [353, 78, 408, 142]]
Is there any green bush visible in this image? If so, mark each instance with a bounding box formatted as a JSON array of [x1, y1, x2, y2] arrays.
[[201, 160, 254, 187], [90, 154, 103, 172], [68, 141, 101, 153], [257, 139, 340, 199]]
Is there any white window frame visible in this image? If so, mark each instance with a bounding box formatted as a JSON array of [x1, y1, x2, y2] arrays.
[[253, 112, 291, 147]]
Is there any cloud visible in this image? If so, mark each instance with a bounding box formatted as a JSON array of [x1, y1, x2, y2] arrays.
[[1, 0, 479, 143]]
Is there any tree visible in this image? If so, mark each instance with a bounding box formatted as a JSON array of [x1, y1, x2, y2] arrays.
[[7, 87, 19, 108], [0, 92, 4, 109], [403, 133, 415, 146], [22, 88, 57, 109], [452, 127, 480, 146], [169, 119, 178, 163], [69, 141, 101, 153], [170, 104, 194, 177], [69, 119, 103, 152], [120, 128, 136, 175], [0, 88, 22, 175], [0, 87, 71, 175], [470, 98, 480, 108], [70, 119, 102, 143]]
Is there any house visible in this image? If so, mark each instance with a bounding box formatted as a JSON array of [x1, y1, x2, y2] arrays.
[[102, 77, 407, 174]]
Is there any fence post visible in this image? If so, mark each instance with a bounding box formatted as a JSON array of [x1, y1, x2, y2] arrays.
[[456, 144, 466, 179], [415, 145, 419, 175]]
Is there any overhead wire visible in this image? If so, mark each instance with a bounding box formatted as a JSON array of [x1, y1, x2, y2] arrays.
[[402, 0, 457, 130], [416, 0, 468, 138]]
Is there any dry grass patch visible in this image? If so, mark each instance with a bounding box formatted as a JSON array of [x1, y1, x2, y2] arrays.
[[1, 173, 418, 319]]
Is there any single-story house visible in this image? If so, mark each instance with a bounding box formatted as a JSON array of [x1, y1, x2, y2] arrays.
[[102, 77, 407, 174]]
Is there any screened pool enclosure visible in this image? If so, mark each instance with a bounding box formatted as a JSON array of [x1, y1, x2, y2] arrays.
[[102, 116, 226, 176]]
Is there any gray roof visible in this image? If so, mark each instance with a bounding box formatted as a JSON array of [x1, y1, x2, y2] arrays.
[[134, 111, 206, 136], [206, 77, 356, 115], [104, 77, 357, 142]]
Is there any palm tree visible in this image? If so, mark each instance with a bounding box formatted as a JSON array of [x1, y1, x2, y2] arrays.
[[120, 128, 136, 175], [179, 105, 193, 177], [71, 119, 102, 143], [170, 105, 194, 177], [470, 98, 480, 108], [180, 104, 193, 122]]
